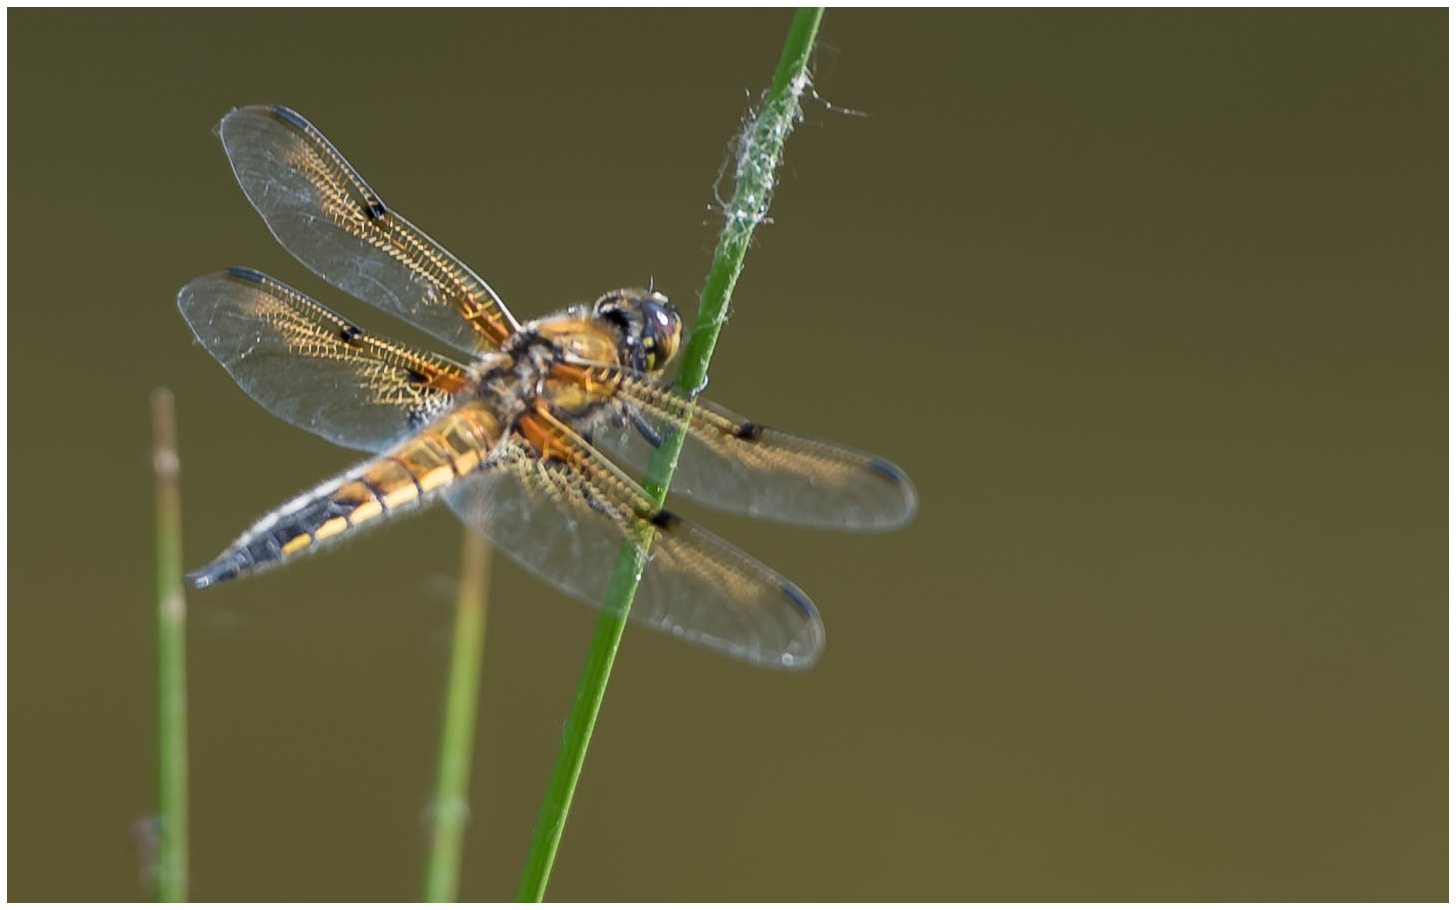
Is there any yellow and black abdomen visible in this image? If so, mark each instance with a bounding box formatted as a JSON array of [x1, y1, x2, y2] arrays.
[[186, 403, 501, 589]]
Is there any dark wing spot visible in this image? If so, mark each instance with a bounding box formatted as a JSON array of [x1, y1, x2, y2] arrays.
[[224, 266, 268, 285], [648, 509, 678, 530], [733, 422, 765, 441], [339, 325, 363, 343], [364, 200, 388, 220], [781, 582, 816, 618], [868, 458, 908, 483], [404, 368, 428, 387], [270, 105, 312, 132]]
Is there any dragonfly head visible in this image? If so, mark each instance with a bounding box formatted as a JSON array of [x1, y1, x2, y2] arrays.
[[594, 288, 682, 374]]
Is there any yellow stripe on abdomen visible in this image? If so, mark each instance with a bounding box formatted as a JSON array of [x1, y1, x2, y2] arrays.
[[184, 402, 504, 589]]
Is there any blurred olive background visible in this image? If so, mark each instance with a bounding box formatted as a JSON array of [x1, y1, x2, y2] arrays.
[[8, 9, 1445, 901]]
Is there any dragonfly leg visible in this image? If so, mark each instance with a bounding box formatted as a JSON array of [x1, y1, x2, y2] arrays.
[[630, 409, 665, 449]]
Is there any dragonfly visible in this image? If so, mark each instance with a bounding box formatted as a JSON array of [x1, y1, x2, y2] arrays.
[[179, 105, 916, 669]]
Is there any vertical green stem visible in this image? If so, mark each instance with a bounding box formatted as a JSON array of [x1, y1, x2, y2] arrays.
[[423, 532, 493, 901], [514, 8, 825, 901], [151, 388, 188, 902]]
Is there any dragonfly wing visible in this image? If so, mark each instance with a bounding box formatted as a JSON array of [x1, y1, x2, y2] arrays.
[[561, 362, 917, 530], [216, 105, 518, 354], [443, 410, 824, 669], [178, 267, 475, 452]]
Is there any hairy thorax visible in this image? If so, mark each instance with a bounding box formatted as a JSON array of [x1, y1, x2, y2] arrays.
[[470, 310, 631, 446]]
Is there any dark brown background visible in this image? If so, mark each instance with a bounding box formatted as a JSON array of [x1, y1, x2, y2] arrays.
[[8, 9, 1445, 901]]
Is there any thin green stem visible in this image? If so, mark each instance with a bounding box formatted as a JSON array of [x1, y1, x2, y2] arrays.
[[423, 532, 493, 901], [151, 388, 188, 902], [515, 8, 825, 901]]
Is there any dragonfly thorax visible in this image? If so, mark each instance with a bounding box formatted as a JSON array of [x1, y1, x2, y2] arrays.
[[524, 288, 682, 377], [471, 336, 556, 425]]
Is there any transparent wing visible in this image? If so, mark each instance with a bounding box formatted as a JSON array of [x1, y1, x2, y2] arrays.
[[443, 409, 824, 669], [177, 267, 474, 452], [216, 105, 519, 354], [555, 362, 917, 530]]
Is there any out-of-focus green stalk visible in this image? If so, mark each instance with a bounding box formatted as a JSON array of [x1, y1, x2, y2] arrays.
[[515, 8, 825, 901], [423, 532, 493, 901], [151, 388, 188, 902]]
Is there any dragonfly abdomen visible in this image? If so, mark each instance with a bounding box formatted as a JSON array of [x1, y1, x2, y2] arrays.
[[185, 404, 501, 589]]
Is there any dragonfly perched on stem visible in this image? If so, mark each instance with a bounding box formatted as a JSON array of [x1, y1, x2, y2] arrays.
[[179, 105, 916, 669]]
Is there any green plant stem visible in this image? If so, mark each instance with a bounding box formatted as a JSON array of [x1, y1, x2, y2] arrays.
[[151, 388, 188, 902], [515, 8, 825, 901], [423, 532, 493, 901]]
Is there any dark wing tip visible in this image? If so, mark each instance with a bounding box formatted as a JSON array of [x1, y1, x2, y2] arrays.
[[268, 105, 311, 130], [774, 582, 825, 670], [186, 266, 297, 297], [177, 267, 273, 316], [867, 457, 919, 528], [215, 104, 308, 150], [868, 457, 907, 484], [222, 265, 268, 284], [781, 581, 815, 618]]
